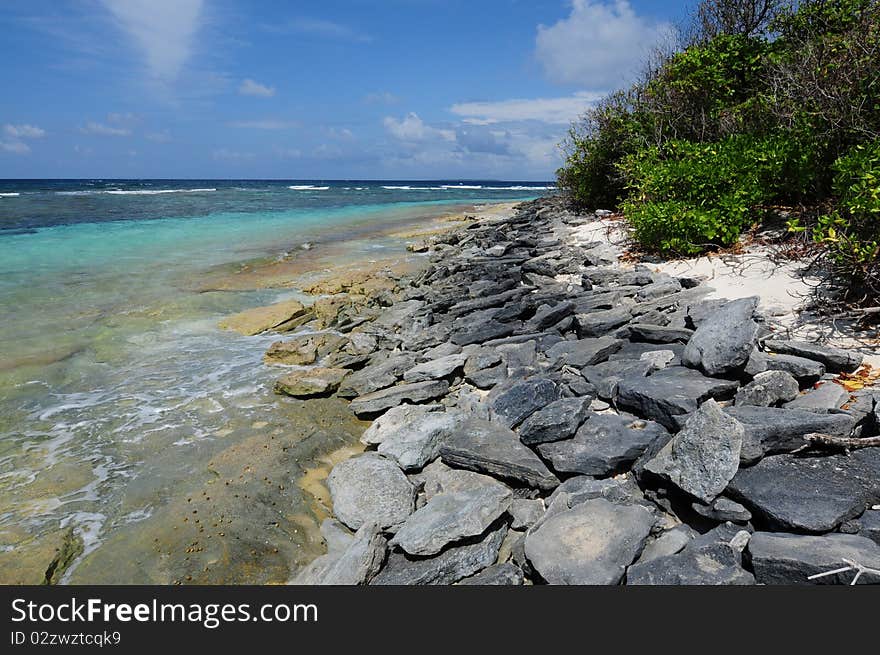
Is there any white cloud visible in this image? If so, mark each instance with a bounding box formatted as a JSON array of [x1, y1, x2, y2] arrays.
[[536, 0, 673, 88], [101, 0, 204, 81], [4, 124, 47, 139], [364, 91, 399, 105], [284, 18, 372, 43], [80, 122, 131, 137], [0, 140, 31, 154], [450, 92, 603, 125], [229, 119, 298, 130], [239, 78, 276, 97], [384, 113, 455, 143]]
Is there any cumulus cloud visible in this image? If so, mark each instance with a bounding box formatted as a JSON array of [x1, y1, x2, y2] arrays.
[[384, 113, 455, 143], [450, 92, 603, 125], [1, 140, 31, 154], [239, 78, 276, 97], [1, 123, 47, 155], [101, 0, 204, 81], [536, 0, 673, 88]]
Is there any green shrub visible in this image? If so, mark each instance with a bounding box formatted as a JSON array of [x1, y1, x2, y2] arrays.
[[620, 134, 813, 254], [812, 140, 880, 291]]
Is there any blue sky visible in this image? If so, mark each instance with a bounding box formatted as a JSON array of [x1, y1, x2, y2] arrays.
[[0, 1, 686, 180]]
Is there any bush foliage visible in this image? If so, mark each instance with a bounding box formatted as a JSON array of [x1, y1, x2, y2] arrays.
[[557, 0, 880, 293]]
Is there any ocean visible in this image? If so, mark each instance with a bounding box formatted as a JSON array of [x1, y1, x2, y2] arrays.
[[0, 179, 551, 583]]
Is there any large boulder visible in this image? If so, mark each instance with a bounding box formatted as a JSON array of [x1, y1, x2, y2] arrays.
[[727, 449, 880, 533], [537, 412, 668, 477], [390, 482, 512, 556], [327, 454, 415, 531], [643, 399, 743, 503], [748, 532, 880, 585], [440, 418, 559, 490], [683, 297, 758, 375], [524, 498, 654, 585]]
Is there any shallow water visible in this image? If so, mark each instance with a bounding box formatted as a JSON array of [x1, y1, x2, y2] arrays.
[[0, 180, 547, 583]]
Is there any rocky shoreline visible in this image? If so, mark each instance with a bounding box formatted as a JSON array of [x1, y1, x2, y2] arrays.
[[249, 196, 880, 585]]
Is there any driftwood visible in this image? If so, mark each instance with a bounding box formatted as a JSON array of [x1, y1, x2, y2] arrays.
[[797, 432, 880, 453]]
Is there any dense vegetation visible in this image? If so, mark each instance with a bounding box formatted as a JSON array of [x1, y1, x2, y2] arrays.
[[557, 0, 880, 299]]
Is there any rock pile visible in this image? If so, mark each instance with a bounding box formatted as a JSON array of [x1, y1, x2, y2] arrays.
[[271, 196, 880, 585]]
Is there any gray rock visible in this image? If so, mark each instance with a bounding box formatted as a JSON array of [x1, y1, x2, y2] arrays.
[[466, 364, 508, 389], [375, 409, 463, 472], [463, 345, 503, 374], [582, 359, 653, 400], [337, 354, 416, 398], [274, 367, 350, 398], [524, 498, 654, 585], [635, 525, 695, 564], [686, 299, 730, 329], [371, 523, 508, 585], [414, 460, 505, 500], [783, 380, 849, 413], [627, 541, 754, 585], [489, 378, 561, 428], [390, 482, 512, 556], [727, 449, 880, 533], [692, 497, 752, 523], [403, 354, 468, 382], [419, 342, 461, 361], [509, 498, 545, 530], [545, 474, 645, 510], [748, 532, 880, 585], [440, 418, 559, 490], [292, 522, 387, 585], [683, 297, 759, 375], [640, 349, 675, 370], [617, 367, 739, 430], [735, 370, 800, 407], [575, 308, 631, 338], [451, 320, 515, 346], [457, 562, 524, 585], [744, 351, 825, 383], [327, 453, 415, 531], [625, 324, 694, 344], [496, 340, 538, 373], [517, 397, 591, 445], [763, 340, 864, 373], [538, 412, 668, 477], [527, 301, 575, 331], [859, 509, 880, 546], [723, 405, 856, 463], [546, 337, 623, 368], [644, 399, 743, 503], [636, 279, 682, 301], [361, 403, 443, 446], [349, 380, 450, 417]]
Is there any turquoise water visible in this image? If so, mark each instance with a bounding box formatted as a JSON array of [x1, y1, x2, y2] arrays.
[[0, 180, 549, 582]]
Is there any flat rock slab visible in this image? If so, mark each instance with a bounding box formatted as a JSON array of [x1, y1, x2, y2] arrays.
[[219, 299, 308, 336], [403, 354, 468, 382], [723, 405, 856, 463], [745, 351, 825, 383], [524, 498, 654, 585], [457, 562, 524, 585], [338, 354, 416, 398], [327, 453, 415, 531], [390, 482, 512, 556], [783, 381, 849, 413], [763, 340, 863, 373], [575, 308, 632, 338], [643, 399, 743, 503], [440, 418, 559, 490], [349, 380, 450, 417], [617, 367, 738, 429], [546, 337, 622, 368], [727, 449, 880, 533], [274, 367, 349, 398], [489, 378, 561, 428], [517, 397, 591, 445], [537, 412, 668, 477], [371, 524, 508, 585], [627, 541, 754, 585], [748, 532, 880, 585], [451, 320, 515, 346], [683, 297, 758, 375], [582, 359, 653, 400]]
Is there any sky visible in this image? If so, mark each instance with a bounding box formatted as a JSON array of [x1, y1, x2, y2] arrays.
[[0, 1, 687, 180]]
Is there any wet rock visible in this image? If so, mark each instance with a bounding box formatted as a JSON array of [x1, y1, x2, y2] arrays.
[[546, 337, 623, 368], [457, 562, 524, 585], [692, 497, 752, 523], [219, 299, 308, 336], [617, 367, 738, 430], [735, 370, 800, 407], [744, 351, 825, 384], [643, 399, 743, 503], [338, 354, 416, 398], [292, 522, 386, 585], [727, 449, 880, 533], [274, 367, 350, 398], [683, 297, 759, 375], [748, 532, 880, 585], [524, 498, 654, 585], [763, 340, 863, 374], [783, 381, 849, 413], [371, 523, 508, 585], [403, 353, 468, 382], [575, 308, 631, 338], [517, 397, 591, 445], [440, 418, 559, 490], [327, 453, 415, 531], [265, 332, 348, 366], [349, 380, 450, 417], [538, 412, 668, 477], [390, 482, 512, 556], [489, 378, 561, 428]]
